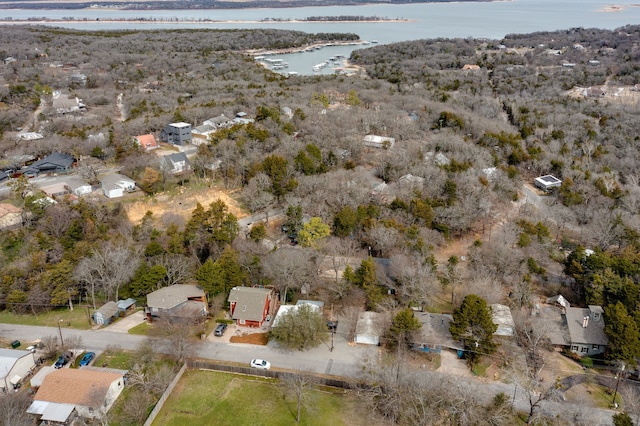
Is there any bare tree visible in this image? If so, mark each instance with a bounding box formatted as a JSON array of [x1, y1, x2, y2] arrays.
[[264, 247, 318, 303], [0, 391, 32, 426], [151, 319, 198, 365], [280, 371, 318, 424], [390, 253, 438, 309], [75, 241, 140, 307], [151, 253, 195, 286]]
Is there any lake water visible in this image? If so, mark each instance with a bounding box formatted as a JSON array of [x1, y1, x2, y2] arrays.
[[2, 0, 639, 74]]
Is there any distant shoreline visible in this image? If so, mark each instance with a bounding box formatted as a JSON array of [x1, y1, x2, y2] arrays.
[[0, 18, 413, 24]]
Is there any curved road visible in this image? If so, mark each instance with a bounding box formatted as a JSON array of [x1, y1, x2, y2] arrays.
[[0, 323, 617, 425]]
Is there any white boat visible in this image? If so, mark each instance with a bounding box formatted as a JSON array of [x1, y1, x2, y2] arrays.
[[312, 62, 328, 71], [371, 40, 379, 43]]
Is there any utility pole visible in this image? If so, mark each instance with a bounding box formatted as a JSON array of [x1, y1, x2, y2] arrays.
[[612, 363, 625, 407], [57, 319, 65, 348], [330, 303, 334, 352]]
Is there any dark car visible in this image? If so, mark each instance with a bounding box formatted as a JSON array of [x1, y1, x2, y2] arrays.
[[79, 352, 95, 367], [214, 323, 228, 336], [54, 351, 72, 369]]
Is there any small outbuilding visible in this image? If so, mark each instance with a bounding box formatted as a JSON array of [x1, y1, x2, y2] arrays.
[[534, 175, 562, 191], [92, 301, 120, 326], [354, 311, 384, 345]]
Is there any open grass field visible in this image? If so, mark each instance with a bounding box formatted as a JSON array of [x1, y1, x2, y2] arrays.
[[0, 308, 93, 330], [152, 370, 378, 426]]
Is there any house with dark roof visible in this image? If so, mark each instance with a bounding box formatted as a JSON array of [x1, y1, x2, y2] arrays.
[[24, 152, 75, 177], [145, 284, 207, 323], [162, 152, 192, 175], [228, 286, 275, 328], [1, 348, 36, 393], [27, 368, 125, 422], [564, 305, 608, 356]]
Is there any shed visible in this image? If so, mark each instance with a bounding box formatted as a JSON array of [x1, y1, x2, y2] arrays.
[[534, 175, 562, 191], [354, 311, 383, 345], [92, 301, 120, 326], [65, 177, 92, 196], [491, 304, 515, 337], [116, 298, 137, 315]]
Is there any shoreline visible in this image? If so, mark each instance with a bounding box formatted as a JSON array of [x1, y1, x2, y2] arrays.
[[0, 18, 413, 24]]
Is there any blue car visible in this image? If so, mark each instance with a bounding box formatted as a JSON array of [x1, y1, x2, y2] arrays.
[[79, 352, 95, 367]]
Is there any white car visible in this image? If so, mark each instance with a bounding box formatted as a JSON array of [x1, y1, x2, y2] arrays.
[[250, 359, 271, 370]]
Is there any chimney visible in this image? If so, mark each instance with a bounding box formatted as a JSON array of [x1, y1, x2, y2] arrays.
[[585, 315, 589, 327], [582, 316, 588, 328]]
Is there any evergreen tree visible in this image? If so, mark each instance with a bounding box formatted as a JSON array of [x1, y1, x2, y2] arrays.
[[389, 308, 422, 347], [604, 301, 640, 365], [449, 294, 498, 367], [270, 304, 327, 351], [297, 217, 330, 248], [612, 412, 634, 426]]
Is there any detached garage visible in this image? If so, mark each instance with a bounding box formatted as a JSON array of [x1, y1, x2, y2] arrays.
[[354, 312, 384, 345]]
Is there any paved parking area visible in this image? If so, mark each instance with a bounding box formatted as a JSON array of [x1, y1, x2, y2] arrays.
[[99, 311, 145, 333]]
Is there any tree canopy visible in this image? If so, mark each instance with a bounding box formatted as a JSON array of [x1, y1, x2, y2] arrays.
[[449, 294, 498, 366], [269, 304, 327, 351]]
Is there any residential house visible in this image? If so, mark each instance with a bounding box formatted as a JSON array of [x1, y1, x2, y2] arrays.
[[52, 92, 86, 114], [145, 284, 208, 323], [41, 182, 71, 199], [363, 134, 395, 149], [203, 114, 234, 129], [228, 286, 275, 327], [534, 174, 563, 191], [162, 152, 192, 175], [16, 132, 44, 142], [24, 152, 75, 177], [134, 134, 159, 151], [0, 348, 36, 393], [70, 73, 87, 86], [0, 170, 8, 183], [564, 305, 608, 356], [191, 124, 216, 146], [30, 366, 55, 389], [92, 301, 120, 326], [272, 300, 324, 327], [412, 311, 459, 353], [27, 368, 125, 422], [0, 203, 22, 230], [65, 176, 92, 196], [100, 173, 136, 199], [354, 311, 384, 345], [161, 122, 192, 146]]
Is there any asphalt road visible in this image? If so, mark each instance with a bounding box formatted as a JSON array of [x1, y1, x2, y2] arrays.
[[0, 323, 617, 425]]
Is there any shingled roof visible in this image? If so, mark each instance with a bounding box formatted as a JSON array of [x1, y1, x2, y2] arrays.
[[34, 368, 123, 406]]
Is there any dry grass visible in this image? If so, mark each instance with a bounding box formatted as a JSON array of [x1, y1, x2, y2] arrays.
[[229, 332, 268, 345]]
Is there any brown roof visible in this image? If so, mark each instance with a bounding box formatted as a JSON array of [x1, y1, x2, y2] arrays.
[[228, 286, 272, 322], [34, 368, 123, 406]]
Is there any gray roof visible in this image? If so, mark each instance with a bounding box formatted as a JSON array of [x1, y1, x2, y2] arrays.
[[0, 348, 32, 378], [228, 286, 272, 322], [117, 298, 136, 310], [414, 312, 459, 349], [95, 301, 119, 318], [100, 173, 135, 190], [64, 176, 91, 191], [147, 285, 204, 310], [26, 152, 74, 174], [564, 306, 608, 346]]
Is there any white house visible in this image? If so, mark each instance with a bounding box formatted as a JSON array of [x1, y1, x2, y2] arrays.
[[0, 348, 36, 393], [28, 368, 126, 422], [100, 173, 136, 199], [65, 177, 93, 196], [162, 152, 192, 175]]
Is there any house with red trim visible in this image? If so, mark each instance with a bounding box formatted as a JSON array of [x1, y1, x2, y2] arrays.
[[228, 286, 275, 327]]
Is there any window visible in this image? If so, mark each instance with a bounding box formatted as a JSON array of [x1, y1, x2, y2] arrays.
[[592, 345, 599, 350], [581, 347, 588, 353], [572, 346, 578, 351]]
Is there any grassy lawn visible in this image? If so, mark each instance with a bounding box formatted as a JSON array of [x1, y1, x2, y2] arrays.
[[152, 370, 371, 426], [127, 321, 152, 335], [565, 382, 623, 409], [94, 348, 134, 370], [0, 308, 93, 330]]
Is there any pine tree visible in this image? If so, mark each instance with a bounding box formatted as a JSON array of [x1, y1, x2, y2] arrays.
[[449, 294, 498, 367], [604, 301, 640, 365]]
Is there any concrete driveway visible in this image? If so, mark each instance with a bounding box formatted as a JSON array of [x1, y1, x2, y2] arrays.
[[99, 311, 145, 333]]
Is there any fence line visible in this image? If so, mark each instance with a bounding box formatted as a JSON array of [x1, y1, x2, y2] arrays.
[[143, 362, 187, 426]]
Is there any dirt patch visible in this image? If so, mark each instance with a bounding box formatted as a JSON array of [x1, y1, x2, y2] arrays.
[[230, 332, 268, 345], [124, 186, 247, 225]]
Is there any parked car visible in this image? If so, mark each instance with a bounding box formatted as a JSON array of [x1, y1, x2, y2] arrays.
[[250, 359, 271, 370], [54, 351, 73, 369], [79, 352, 95, 367], [214, 323, 227, 336]]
